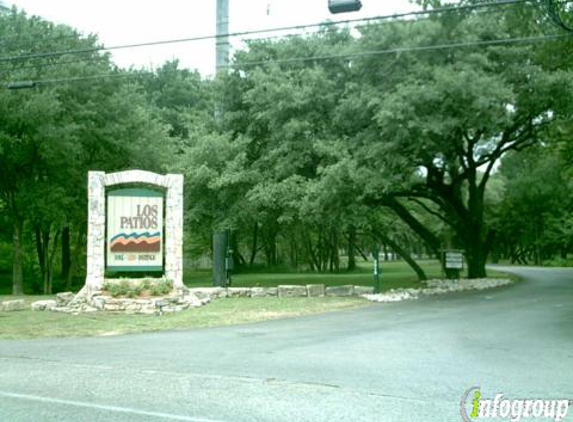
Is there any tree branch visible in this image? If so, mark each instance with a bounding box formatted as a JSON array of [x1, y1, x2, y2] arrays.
[[407, 197, 451, 225]]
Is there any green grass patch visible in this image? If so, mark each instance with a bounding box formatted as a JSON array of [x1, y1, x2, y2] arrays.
[[184, 260, 446, 291], [0, 260, 518, 340], [0, 296, 368, 340]]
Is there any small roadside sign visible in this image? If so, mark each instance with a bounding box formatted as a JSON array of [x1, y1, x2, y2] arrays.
[[444, 251, 464, 270]]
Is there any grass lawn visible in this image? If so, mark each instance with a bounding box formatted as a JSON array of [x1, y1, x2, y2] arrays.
[[0, 260, 516, 340], [0, 296, 368, 340], [184, 260, 512, 291]]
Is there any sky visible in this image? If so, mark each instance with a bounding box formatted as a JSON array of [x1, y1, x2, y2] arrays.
[[9, 0, 416, 76]]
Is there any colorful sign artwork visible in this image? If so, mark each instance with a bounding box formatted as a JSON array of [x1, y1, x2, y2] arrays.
[[106, 188, 164, 272]]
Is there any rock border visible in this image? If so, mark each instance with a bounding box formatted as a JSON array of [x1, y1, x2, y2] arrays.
[[4, 278, 514, 314], [364, 278, 514, 303]]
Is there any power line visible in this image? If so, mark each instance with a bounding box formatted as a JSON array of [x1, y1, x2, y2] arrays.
[[0, 55, 109, 74], [230, 33, 572, 68], [234, 1, 527, 47], [0, 0, 528, 64], [4, 31, 569, 87]]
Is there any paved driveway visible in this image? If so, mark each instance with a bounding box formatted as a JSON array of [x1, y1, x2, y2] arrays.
[[1, 267, 572, 421]]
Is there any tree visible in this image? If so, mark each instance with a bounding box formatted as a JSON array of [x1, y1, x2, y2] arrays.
[[334, 7, 573, 278], [493, 146, 573, 264], [0, 9, 172, 294]]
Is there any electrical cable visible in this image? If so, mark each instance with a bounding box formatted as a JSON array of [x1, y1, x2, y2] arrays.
[[4, 31, 569, 87], [0, 0, 528, 64]]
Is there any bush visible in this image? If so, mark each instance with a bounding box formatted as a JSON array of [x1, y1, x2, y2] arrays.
[[102, 278, 173, 297], [149, 279, 173, 296], [103, 280, 133, 298]]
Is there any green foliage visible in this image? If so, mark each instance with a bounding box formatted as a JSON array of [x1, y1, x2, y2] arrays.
[[149, 279, 174, 296], [2, 3, 573, 294], [0, 9, 173, 294], [102, 278, 174, 298], [103, 280, 133, 298], [492, 146, 573, 264]]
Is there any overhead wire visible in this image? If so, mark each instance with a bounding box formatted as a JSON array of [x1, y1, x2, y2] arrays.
[[2, 0, 571, 87], [0, 0, 528, 64], [7, 32, 569, 88], [0, 55, 109, 74], [230, 33, 572, 68]]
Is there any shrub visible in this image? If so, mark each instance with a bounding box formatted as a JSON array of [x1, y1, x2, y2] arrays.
[[149, 279, 173, 296], [103, 278, 173, 297]]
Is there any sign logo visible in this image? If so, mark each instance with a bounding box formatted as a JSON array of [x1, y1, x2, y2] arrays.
[[106, 188, 164, 272], [461, 387, 570, 422]]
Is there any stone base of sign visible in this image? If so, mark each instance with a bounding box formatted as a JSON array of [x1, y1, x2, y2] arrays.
[[40, 283, 374, 314], [31, 300, 57, 311], [53, 287, 206, 315]]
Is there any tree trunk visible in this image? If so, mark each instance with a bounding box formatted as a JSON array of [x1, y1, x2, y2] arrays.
[[249, 223, 258, 267], [262, 222, 279, 267], [66, 228, 84, 291], [289, 231, 299, 269], [465, 245, 488, 279], [373, 230, 427, 281], [35, 227, 50, 294], [46, 231, 60, 295], [61, 226, 71, 279], [463, 228, 494, 279], [12, 221, 24, 295], [330, 228, 340, 273], [229, 231, 245, 269], [347, 226, 356, 271], [383, 197, 442, 258], [303, 230, 318, 271]]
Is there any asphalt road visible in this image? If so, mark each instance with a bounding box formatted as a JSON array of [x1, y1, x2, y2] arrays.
[[1, 266, 572, 422]]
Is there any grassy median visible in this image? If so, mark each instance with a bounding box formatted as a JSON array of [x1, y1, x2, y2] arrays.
[[0, 296, 368, 340], [0, 260, 514, 340]]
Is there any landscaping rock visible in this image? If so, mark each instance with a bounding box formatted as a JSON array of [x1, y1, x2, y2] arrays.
[[90, 296, 108, 310], [250, 287, 278, 298], [353, 286, 374, 296], [278, 285, 308, 298], [365, 289, 420, 303], [325, 285, 354, 297], [364, 278, 513, 303], [190, 287, 228, 300], [104, 303, 121, 312], [31, 300, 57, 311], [1, 299, 26, 312], [180, 292, 203, 308], [56, 292, 75, 307], [306, 284, 325, 297], [227, 288, 252, 298]]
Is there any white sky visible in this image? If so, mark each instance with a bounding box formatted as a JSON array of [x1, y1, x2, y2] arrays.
[[10, 0, 416, 76]]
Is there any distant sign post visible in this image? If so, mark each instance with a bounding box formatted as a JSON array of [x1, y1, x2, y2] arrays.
[[443, 250, 464, 279], [106, 188, 164, 272], [372, 247, 381, 293]]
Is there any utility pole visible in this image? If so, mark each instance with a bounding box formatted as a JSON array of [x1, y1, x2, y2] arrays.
[[213, 0, 230, 287], [216, 0, 230, 72]]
